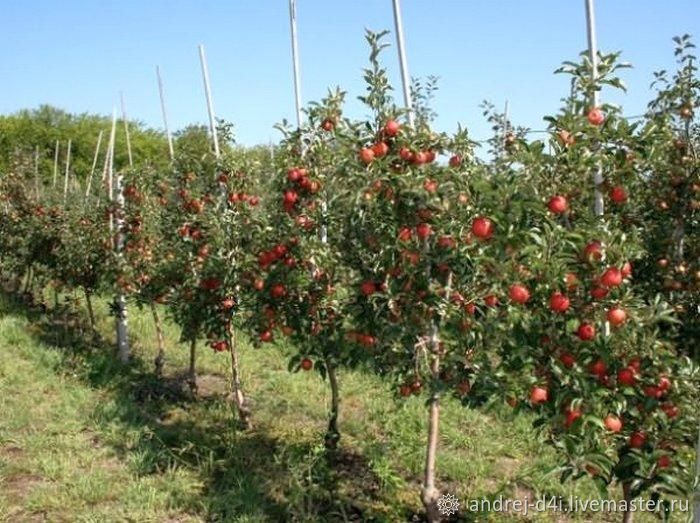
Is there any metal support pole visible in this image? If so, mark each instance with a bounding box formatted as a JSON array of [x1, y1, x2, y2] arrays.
[[392, 0, 414, 126], [585, 0, 605, 217], [288, 0, 303, 129]]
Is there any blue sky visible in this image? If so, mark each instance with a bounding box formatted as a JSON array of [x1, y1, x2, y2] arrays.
[[1, 1, 698, 147]]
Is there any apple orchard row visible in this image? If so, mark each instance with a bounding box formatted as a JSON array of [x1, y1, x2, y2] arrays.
[[0, 32, 697, 519]]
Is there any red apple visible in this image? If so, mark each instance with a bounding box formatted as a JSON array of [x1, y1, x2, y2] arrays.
[[423, 179, 438, 193], [604, 414, 622, 432], [657, 455, 671, 469], [658, 376, 671, 392], [359, 147, 375, 165], [644, 386, 662, 399], [398, 227, 413, 242], [621, 261, 633, 278], [617, 367, 636, 387], [372, 141, 389, 158], [600, 267, 623, 288], [609, 186, 627, 204], [384, 119, 400, 137], [548, 195, 568, 214], [661, 403, 678, 418], [590, 286, 609, 300], [530, 386, 549, 405], [629, 431, 646, 449], [559, 352, 576, 368], [361, 281, 376, 296], [471, 216, 494, 240], [270, 284, 287, 299], [577, 322, 596, 341], [589, 359, 607, 377], [565, 408, 582, 428], [416, 223, 432, 240], [607, 307, 627, 326], [509, 284, 531, 304], [587, 108, 605, 126], [583, 241, 603, 262], [549, 292, 570, 313]]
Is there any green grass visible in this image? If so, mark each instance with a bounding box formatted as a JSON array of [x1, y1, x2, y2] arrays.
[[0, 290, 692, 522]]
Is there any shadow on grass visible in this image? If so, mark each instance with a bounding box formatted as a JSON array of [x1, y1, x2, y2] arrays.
[[2, 289, 425, 522]]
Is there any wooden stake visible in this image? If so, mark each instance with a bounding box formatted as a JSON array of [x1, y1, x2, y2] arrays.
[[33, 146, 40, 198], [63, 140, 72, 203], [156, 66, 175, 160], [198, 44, 221, 158], [52, 140, 60, 188], [85, 131, 104, 200], [120, 92, 134, 168]]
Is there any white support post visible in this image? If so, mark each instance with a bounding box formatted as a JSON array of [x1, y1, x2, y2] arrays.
[[502, 100, 510, 159], [391, 0, 414, 126], [106, 107, 130, 363], [97, 118, 115, 208], [584, 0, 608, 342], [120, 92, 134, 168], [63, 139, 72, 203], [156, 66, 175, 161], [107, 110, 117, 213], [198, 44, 221, 159], [52, 140, 60, 188], [584, 0, 605, 217], [288, 0, 303, 129], [85, 131, 104, 199], [695, 426, 700, 523], [33, 146, 40, 198]]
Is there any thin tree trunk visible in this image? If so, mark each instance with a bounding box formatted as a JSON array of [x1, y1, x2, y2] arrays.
[[84, 288, 96, 331], [26, 265, 35, 295], [187, 338, 198, 395], [22, 265, 33, 294], [151, 303, 166, 378], [422, 325, 442, 522], [115, 294, 130, 363], [324, 355, 341, 450], [622, 482, 634, 523], [226, 325, 252, 428], [694, 424, 700, 523]]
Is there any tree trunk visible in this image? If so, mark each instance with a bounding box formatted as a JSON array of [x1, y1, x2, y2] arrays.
[[150, 303, 166, 378], [84, 288, 96, 332], [422, 326, 442, 522], [694, 425, 700, 523], [622, 482, 634, 523], [22, 265, 33, 295], [187, 338, 198, 396], [324, 355, 341, 450], [26, 265, 35, 295], [226, 326, 252, 428], [115, 294, 129, 363]]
